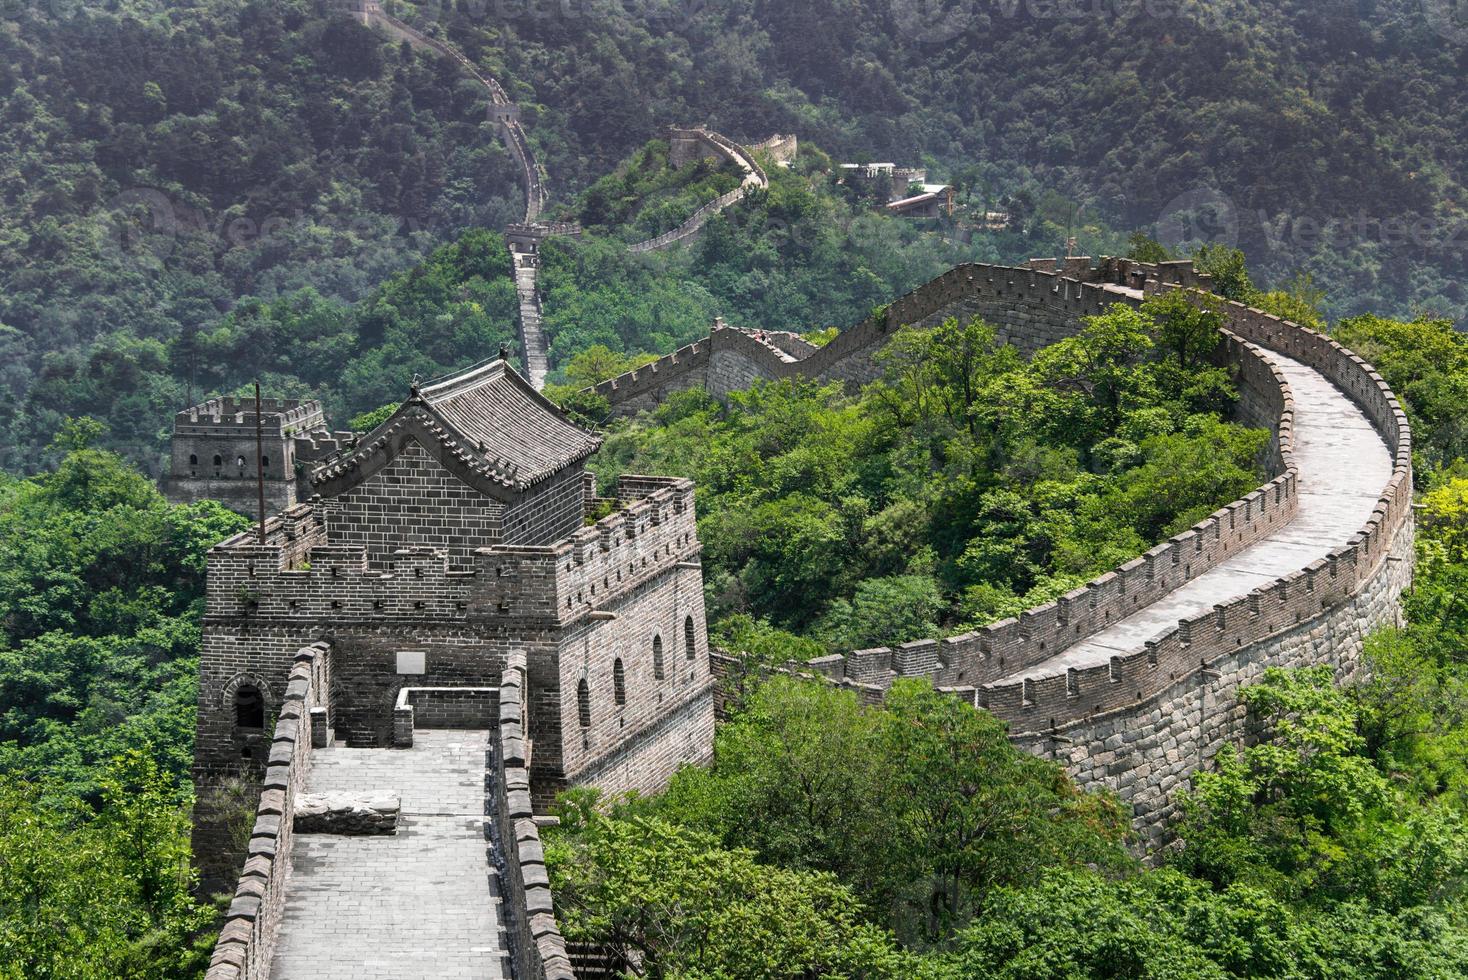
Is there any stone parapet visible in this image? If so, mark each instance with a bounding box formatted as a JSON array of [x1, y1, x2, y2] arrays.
[[492, 652, 577, 980], [697, 259, 1412, 850], [392, 686, 501, 746], [200, 476, 694, 628], [204, 642, 330, 980]]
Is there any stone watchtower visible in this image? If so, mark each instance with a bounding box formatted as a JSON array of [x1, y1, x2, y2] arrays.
[[191, 358, 715, 880], [164, 396, 351, 515]]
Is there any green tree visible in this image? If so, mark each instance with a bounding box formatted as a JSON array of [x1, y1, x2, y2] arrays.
[[545, 809, 914, 979]]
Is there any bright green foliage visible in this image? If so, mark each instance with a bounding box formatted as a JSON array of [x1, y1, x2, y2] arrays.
[[597, 309, 1265, 647], [649, 677, 1129, 943], [1331, 314, 1468, 474], [0, 432, 247, 793], [937, 867, 1468, 980], [1193, 245, 1255, 302], [0, 753, 215, 978], [541, 345, 659, 424], [1126, 233, 1173, 265], [1177, 668, 1468, 912], [348, 403, 400, 433], [0, 438, 242, 975], [1252, 275, 1328, 332], [545, 807, 918, 979], [709, 614, 825, 667]]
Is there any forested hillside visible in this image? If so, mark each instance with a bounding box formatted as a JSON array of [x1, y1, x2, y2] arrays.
[[5, 0, 1466, 475], [476, 0, 1468, 321], [589, 295, 1268, 652], [0, 0, 521, 470]]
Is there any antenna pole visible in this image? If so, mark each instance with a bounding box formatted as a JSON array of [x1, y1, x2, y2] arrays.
[[254, 381, 267, 546]]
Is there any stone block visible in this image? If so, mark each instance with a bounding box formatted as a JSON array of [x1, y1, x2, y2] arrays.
[[294, 792, 400, 835]]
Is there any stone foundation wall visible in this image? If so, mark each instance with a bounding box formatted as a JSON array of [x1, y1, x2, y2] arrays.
[[165, 476, 297, 517], [394, 686, 501, 741], [558, 685, 717, 810], [1018, 515, 1413, 847]]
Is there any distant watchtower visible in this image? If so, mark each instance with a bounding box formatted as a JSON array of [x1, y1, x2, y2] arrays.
[[164, 397, 353, 516]]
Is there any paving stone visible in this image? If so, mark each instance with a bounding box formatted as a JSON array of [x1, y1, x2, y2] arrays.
[[270, 731, 510, 980]]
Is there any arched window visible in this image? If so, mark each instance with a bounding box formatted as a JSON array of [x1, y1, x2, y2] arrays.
[[652, 635, 665, 680], [685, 615, 696, 660], [613, 658, 626, 706], [577, 678, 591, 728], [213, 454, 223, 467], [235, 684, 265, 729], [262, 455, 270, 468], [189, 453, 198, 466], [236, 455, 246, 468]]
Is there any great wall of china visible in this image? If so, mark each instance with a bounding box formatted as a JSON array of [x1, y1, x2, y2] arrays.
[[350, 2, 788, 390], [349, 0, 560, 387], [191, 12, 1413, 967], [591, 256, 1414, 845], [625, 129, 771, 253], [196, 251, 1413, 977]]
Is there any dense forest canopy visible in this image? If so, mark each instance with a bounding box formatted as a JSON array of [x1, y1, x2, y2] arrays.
[[5, 0, 1467, 475]]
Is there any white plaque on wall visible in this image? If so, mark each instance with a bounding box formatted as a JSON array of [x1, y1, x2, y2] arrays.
[[396, 650, 426, 675]]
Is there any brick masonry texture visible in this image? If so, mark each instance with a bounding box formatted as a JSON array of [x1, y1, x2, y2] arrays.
[[204, 650, 579, 980], [202, 642, 329, 980]]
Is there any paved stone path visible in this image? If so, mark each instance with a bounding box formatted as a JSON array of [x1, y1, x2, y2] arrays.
[[515, 258, 549, 390], [995, 347, 1391, 682], [270, 731, 509, 980]]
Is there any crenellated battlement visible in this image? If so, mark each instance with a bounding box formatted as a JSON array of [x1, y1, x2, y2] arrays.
[[549, 476, 700, 625], [587, 257, 1232, 413], [741, 281, 1412, 737], [203, 476, 700, 630], [174, 396, 326, 436]]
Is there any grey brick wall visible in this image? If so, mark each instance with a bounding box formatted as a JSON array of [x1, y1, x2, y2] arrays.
[[318, 442, 509, 564]]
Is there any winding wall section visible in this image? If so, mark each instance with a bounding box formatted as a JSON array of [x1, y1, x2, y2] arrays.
[[352, 0, 557, 387], [597, 258, 1414, 846], [627, 129, 769, 253]]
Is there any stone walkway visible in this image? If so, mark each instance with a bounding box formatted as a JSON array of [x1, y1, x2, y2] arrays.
[[995, 348, 1392, 682], [270, 731, 509, 980], [515, 257, 549, 390]]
